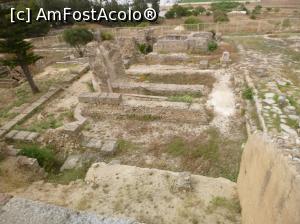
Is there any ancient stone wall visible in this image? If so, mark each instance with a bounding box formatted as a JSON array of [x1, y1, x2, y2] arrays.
[[153, 32, 213, 54], [237, 133, 300, 224]]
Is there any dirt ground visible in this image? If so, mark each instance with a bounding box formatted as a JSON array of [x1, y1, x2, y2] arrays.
[[13, 163, 241, 224]]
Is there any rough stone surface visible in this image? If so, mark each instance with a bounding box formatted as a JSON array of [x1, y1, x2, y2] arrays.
[[101, 140, 117, 155], [99, 93, 122, 105], [60, 155, 82, 171], [0, 197, 139, 224], [87, 41, 125, 92], [199, 60, 209, 69], [153, 32, 212, 54], [238, 133, 300, 224], [82, 137, 103, 149], [5, 130, 39, 142], [173, 172, 192, 192]]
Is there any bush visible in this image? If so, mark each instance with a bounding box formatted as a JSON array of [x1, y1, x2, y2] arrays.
[[252, 5, 262, 15], [137, 43, 153, 54], [192, 6, 206, 16], [250, 13, 256, 20], [213, 10, 229, 22], [208, 41, 218, 52], [17, 144, 61, 172], [184, 16, 201, 24], [206, 11, 212, 16], [63, 28, 94, 57], [242, 87, 254, 100], [266, 7, 272, 12], [210, 2, 240, 13], [101, 31, 114, 41], [165, 4, 191, 19]]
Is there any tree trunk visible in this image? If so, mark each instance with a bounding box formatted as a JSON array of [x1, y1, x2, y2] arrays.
[[21, 64, 40, 94]]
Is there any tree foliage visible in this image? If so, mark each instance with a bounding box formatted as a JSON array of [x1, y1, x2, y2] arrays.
[[0, 0, 50, 93], [63, 28, 94, 57]]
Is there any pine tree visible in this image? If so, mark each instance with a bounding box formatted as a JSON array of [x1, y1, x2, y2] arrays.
[[0, 1, 49, 93]]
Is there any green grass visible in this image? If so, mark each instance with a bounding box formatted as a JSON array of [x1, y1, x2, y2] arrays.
[[164, 127, 245, 182], [272, 114, 281, 132], [167, 137, 186, 156], [117, 139, 137, 153], [17, 143, 61, 172], [47, 166, 88, 185], [242, 87, 254, 100], [206, 196, 241, 222], [85, 81, 95, 92], [287, 118, 299, 129], [16, 114, 63, 133], [168, 94, 194, 103]]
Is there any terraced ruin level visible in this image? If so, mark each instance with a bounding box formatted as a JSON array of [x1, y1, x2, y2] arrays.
[[0, 29, 300, 224]]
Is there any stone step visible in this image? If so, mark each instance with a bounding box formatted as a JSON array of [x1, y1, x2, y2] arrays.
[[5, 130, 39, 142], [81, 138, 117, 155], [112, 82, 206, 96]]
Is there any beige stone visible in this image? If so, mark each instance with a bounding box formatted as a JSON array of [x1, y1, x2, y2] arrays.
[[237, 133, 300, 224]]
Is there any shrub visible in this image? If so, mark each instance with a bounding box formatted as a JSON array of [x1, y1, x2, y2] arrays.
[[192, 6, 206, 16], [210, 2, 240, 13], [137, 43, 153, 54], [17, 144, 61, 172], [165, 10, 175, 19], [250, 13, 256, 20], [242, 87, 254, 100], [206, 11, 212, 16], [266, 7, 272, 12], [213, 10, 229, 22], [165, 4, 191, 19], [252, 5, 262, 15], [184, 16, 201, 24], [63, 28, 94, 57], [101, 31, 114, 41], [208, 41, 218, 52]]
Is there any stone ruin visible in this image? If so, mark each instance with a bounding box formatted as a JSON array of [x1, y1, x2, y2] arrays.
[[153, 32, 213, 54], [87, 41, 125, 93]]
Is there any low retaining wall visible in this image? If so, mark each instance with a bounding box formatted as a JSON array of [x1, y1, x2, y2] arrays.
[[237, 133, 300, 224]]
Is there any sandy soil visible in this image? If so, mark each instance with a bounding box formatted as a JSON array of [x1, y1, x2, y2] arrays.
[[14, 163, 240, 224], [207, 69, 236, 134]]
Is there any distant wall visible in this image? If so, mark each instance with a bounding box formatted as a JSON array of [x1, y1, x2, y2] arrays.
[[261, 0, 300, 6], [237, 133, 300, 224]]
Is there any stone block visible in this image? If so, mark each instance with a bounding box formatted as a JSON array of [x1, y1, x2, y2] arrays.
[[99, 93, 122, 105], [78, 64, 90, 75], [82, 138, 102, 149], [60, 155, 82, 171], [101, 140, 117, 155], [174, 172, 192, 192], [199, 60, 209, 69], [63, 118, 87, 134], [12, 131, 30, 141], [5, 130, 18, 139], [78, 92, 101, 103], [25, 132, 39, 141]]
